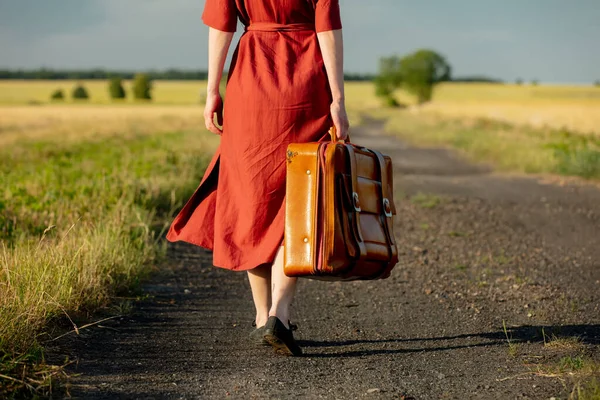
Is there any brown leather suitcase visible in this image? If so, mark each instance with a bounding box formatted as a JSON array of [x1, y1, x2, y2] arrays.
[[284, 128, 398, 280]]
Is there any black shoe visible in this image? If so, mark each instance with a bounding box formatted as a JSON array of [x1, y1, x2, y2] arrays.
[[249, 324, 270, 347], [263, 316, 302, 356]]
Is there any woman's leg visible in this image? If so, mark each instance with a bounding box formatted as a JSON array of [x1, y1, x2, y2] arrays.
[[269, 246, 297, 328], [247, 264, 271, 327]]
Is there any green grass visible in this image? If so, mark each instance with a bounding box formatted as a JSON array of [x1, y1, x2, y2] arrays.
[[372, 111, 600, 180], [0, 127, 215, 395], [410, 192, 442, 209], [502, 320, 521, 358]]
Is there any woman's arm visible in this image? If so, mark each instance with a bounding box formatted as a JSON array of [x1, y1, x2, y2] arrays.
[[204, 27, 234, 135], [317, 29, 349, 141]]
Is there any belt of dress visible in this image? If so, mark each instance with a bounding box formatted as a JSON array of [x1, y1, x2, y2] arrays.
[[245, 22, 315, 32]]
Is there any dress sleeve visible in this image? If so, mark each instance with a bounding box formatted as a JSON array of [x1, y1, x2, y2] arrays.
[[315, 0, 342, 33], [202, 0, 238, 33]]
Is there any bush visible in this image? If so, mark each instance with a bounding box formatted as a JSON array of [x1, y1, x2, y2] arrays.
[[399, 49, 451, 104], [383, 96, 400, 108], [594, 80, 600, 87], [108, 77, 126, 99], [132, 73, 152, 100], [515, 78, 523, 85], [72, 84, 89, 100], [374, 56, 402, 106], [549, 133, 600, 179], [50, 89, 64, 101]]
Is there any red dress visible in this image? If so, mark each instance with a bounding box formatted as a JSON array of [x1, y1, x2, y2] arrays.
[[166, 0, 342, 271]]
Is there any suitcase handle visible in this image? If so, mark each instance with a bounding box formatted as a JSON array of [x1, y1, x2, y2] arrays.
[[329, 126, 350, 143]]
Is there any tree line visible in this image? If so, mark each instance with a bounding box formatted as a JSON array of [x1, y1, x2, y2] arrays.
[[0, 68, 375, 82], [0, 68, 508, 83]]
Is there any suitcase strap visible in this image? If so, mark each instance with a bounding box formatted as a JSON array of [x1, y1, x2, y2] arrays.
[[372, 149, 397, 249], [345, 144, 367, 259]]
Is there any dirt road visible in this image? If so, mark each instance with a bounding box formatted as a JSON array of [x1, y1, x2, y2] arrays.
[[54, 118, 600, 399]]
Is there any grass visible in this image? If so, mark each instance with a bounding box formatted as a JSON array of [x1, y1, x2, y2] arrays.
[[410, 193, 442, 209], [0, 105, 206, 147], [502, 320, 521, 358], [0, 107, 218, 395], [376, 111, 600, 180], [538, 357, 600, 400]]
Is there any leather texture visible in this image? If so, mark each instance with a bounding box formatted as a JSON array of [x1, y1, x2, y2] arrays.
[[284, 130, 399, 281]]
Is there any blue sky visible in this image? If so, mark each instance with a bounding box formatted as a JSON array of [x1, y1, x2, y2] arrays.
[[1, 0, 599, 83]]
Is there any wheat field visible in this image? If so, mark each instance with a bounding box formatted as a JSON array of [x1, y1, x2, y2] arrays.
[[1, 80, 600, 135]]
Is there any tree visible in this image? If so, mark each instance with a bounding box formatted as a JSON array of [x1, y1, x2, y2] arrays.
[[132, 73, 152, 100], [399, 49, 451, 104], [108, 77, 126, 99], [515, 78, 523, 85], [595, 80, 600, 87], [374, 56, 402, 106], [531, 79, 539, 86], [50, 89, 64, 101], [72, 84, 89, 100]]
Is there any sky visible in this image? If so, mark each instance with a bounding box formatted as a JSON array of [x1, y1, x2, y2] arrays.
[[1, 0, 599, 84]]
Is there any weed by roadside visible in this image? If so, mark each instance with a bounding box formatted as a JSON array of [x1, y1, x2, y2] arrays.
[[410, 192, 442, 209]]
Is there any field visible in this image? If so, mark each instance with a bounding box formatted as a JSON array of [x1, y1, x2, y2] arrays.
[[1, 79, 599, 394], [2, 80, 600, 135], [0, 80, 207, 105], [0, 98, 218, 393]]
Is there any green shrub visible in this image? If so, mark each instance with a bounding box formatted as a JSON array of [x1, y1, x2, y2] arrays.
[[132, 73, 152, 100], [545, 130, 600, 179], [72, 84, 89, 100], [108, 77, 126, 99], [50, 89, 64, 101]]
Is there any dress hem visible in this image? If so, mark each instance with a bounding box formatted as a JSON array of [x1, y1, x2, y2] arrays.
[[166, 235, 284, 272]]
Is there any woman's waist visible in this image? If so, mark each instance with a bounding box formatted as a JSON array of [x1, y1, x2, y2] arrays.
[[244, 22, 316, 33]]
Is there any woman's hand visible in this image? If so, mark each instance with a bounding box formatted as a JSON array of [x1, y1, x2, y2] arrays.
[[330, 99, 349, 141], [204, 91, 224, 135]]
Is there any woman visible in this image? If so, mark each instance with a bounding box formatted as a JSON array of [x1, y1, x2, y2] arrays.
[[167, 0, 349, 356]]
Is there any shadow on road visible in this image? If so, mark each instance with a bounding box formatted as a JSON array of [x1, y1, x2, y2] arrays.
[[299, 324, 600, 358]]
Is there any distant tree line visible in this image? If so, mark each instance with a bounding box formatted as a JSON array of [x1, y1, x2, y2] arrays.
[[451, 75, 504, 83], [0, 68, 509, 83], [0, 68, 208, 80], [0, 68, 376, 82]]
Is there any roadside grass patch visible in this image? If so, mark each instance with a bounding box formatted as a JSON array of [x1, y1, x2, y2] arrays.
[[410, 192, 442, 209], [0, 127, 216, 395], [535, 357, 600, 399], [377, 111, 600, 180], [543, 331, 584, 352]]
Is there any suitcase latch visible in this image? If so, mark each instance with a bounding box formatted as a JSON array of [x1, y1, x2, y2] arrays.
[[352, 192, 361, 212], [383, 198, 393, 217]]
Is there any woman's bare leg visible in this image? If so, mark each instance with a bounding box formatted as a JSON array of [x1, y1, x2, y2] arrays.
[[247, 264, 271, 327], [269, 246, 297, 329]]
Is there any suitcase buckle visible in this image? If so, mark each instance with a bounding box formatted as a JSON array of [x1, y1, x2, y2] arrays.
[[352, 192, 361, 212], [383, 198, 393, 217]]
